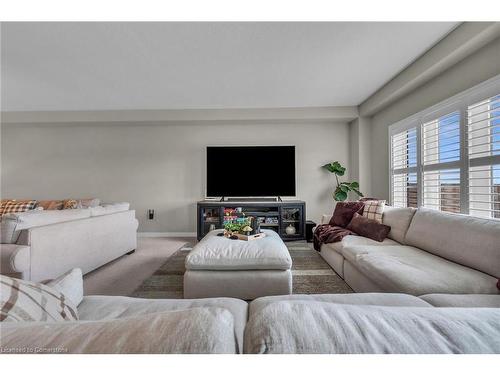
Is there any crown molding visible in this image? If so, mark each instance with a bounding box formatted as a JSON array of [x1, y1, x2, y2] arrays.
[[1, 106, 358, 125]]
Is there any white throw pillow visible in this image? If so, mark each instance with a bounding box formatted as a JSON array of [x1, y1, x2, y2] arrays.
[[0, 274, 79, 322], [45, 268, 84, 307]]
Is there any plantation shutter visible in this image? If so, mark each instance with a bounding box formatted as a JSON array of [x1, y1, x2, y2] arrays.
[[390, 128, 418, 208], [467, 94, 500, 219], [421, 112, 461, 213]]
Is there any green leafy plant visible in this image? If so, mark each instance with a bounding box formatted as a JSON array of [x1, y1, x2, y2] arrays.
[[322, 161, 364, 201], [224, 218, 251, 233]]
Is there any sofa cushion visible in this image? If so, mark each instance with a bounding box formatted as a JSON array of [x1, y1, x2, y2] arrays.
[[78, 295, 248, 353], [0, 275, 78, 322], [90, 202, 130, 216], [405, 208, 500, 278], [45, 268, 84, 307], [343, 245, 499, 295], [0, 307, 237, 354], [382, 206, 416, 244], [186, 229, 292, 271], [322, 234, 398, 255], [419, 294, 500, 308], [249, 293, 432, 316], [244, 301, 500, 354], [0, 209, 91, 244]]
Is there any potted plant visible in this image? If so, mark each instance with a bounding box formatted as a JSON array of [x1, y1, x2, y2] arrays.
[[322, 161, 364, 201]]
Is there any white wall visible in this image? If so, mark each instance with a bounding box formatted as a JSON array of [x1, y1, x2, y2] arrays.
[[369, 37, 500, 200], [1, 121, 349, 233], [349, 117, 372, 198]]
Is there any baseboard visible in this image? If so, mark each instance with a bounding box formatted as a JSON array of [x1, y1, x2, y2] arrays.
[[138, 232, 197, 238]]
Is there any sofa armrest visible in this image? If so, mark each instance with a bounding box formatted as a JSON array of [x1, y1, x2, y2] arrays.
[[0, 244, 30, 279]]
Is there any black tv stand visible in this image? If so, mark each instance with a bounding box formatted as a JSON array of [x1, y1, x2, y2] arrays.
[[197, 200, 305, 241], [221, 197, 282, 202]]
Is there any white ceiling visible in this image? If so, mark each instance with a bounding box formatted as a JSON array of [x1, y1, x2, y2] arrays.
[[1, 22, 458, 112]]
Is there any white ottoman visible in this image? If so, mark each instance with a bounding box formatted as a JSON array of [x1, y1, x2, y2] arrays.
[[184, 230, 292, 300]]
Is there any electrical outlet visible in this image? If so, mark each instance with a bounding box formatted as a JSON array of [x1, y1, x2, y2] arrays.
[[148, 209, 154, 220]]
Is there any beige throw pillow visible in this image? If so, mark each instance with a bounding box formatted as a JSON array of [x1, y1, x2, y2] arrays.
[[0, 275, 79, 323], [362, 200, 386, 223]]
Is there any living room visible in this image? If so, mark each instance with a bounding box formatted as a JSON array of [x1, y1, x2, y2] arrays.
[[1, 0, 500, 371]]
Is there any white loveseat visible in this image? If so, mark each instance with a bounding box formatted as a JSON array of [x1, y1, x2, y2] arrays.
[[318, 206, 500, 295], [0, 203, 138, 281]]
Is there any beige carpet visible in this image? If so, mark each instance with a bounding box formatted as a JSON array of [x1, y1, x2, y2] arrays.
[[83, 237, 192, 296]]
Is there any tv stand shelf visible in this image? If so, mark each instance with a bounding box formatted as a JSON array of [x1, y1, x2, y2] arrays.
[[197, 200, 305, 241]]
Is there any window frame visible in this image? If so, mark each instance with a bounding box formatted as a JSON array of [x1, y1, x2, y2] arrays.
[[388, 74, 500, 216]]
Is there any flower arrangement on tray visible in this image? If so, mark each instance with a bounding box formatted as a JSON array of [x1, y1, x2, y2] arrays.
[[222, 215, 265, 241]]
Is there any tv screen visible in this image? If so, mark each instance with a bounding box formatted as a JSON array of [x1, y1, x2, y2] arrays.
[[206, 146, 296, 197]]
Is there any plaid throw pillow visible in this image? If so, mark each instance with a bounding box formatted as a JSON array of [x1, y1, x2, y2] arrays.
[[1, 200, 37, 215], [362, 200, 386, 223], [0, 275, 79, 322], [63, 199, 78, 209], [0, 200, 12, 215]]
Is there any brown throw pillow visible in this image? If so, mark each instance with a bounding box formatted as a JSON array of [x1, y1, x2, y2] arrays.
[[329, 201, 365, 228], [347, 213, 391, 242], [38, 200, 64, 210]]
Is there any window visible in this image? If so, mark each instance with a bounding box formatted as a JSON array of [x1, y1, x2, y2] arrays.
[[468, 94, 500, 219], [389, 75, 500, 218], [390, 128, 417, 208], [422, 112, 461, 213]]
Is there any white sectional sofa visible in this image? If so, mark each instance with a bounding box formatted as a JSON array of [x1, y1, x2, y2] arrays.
[[2, 285, 499, 353], [0, 203, 138, 281], [319, 206, 500, 295]]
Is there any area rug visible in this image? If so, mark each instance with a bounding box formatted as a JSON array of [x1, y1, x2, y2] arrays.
[[131, 241, 353, 299]]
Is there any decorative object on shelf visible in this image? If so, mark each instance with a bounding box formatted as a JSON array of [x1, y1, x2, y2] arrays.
[[242, 225, 253, 235], [321, 161, 364, 201], [285, 224, 296, 235]]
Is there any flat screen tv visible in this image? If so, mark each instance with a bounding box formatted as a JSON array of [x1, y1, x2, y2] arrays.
[[206, 146, 296, 197]]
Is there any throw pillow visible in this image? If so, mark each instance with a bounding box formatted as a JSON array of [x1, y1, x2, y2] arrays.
[[0, 274, 79, 322], [0, 200, 12, 215], [362, 200, 386, 223], [63, 199, 78, 209], [45, 268, 84, 307], [77, 198, 101, 209], [347, 213, 391, 242], [329, 201, 365, 228], [37, 200, 64, 210], [1, 200, 37, 215]]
